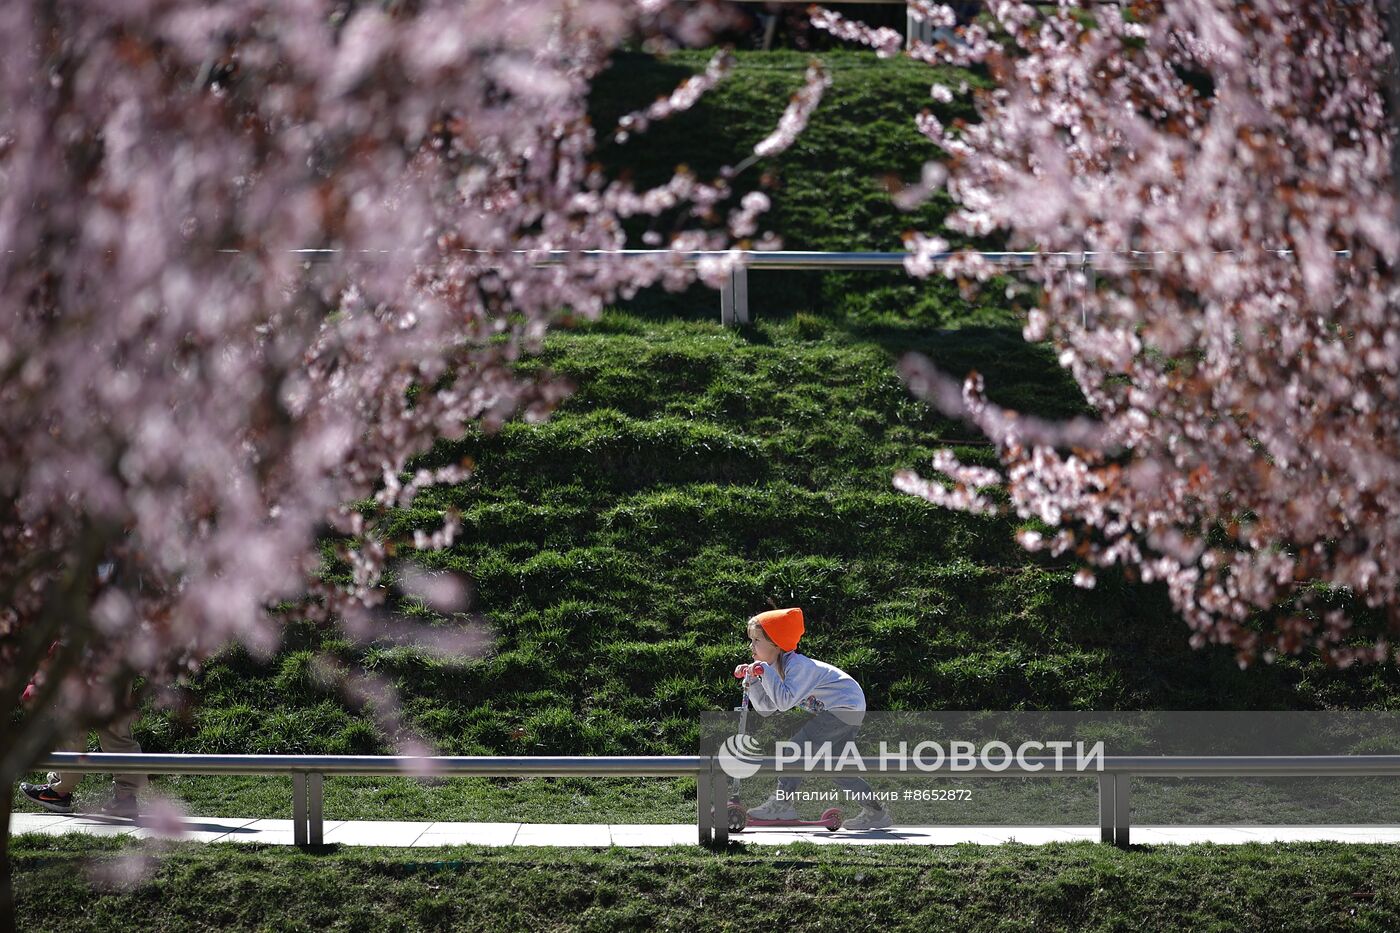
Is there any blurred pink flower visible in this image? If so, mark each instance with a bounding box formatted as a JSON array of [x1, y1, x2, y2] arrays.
[[822, 0, 1400, 664]]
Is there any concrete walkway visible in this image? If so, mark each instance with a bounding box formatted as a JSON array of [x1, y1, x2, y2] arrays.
[[12, 812, 1400, 847]]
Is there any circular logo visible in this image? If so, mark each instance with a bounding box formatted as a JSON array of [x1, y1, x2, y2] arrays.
[[717, 733, 764, 779]]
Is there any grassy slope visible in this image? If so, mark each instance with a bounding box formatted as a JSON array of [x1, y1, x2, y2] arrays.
[[15, 52, 1400, 825], [16, 835, 1400, 932]]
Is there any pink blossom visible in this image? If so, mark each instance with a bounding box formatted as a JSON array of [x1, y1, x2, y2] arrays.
[[752, 63, 832, 159], [614, 50, 733, 143], [809, 7, 903, 59], [893, 161, 949, 212], [728, 191, 772, 239], [829, 0, 1400, 664]]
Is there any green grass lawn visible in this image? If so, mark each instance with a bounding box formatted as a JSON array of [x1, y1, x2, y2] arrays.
[[117, 305, 1397, 776], [15, 835, 1400, 932]]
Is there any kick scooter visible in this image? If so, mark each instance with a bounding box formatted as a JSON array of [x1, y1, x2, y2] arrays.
[[727, 663, 843, 832]]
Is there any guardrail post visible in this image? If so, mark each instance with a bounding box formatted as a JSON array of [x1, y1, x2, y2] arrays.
[[293, 773, 308, 847], [732, 265, 749, 325], [308, 773, 324, 846], [1113, 774, 1132, 848], [720, 275, 734, 327], [712, 768, 729, 846], [760, 12, 777, 51], [907, 8, 942, 46], [1078, 259, 1095, 328], [1098, 772, 1114, 844], [697, 762, 711, 845]]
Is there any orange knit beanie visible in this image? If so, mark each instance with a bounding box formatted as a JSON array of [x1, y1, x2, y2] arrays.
[[754, 607, 804, 652]]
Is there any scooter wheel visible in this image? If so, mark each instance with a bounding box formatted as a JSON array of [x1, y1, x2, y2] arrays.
[[727, 802, 748, 832], [820, 807, 843, 831]]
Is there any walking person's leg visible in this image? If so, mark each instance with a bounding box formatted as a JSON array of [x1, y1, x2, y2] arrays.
[[749, 712, 860, 820], [748, 714, 829, 820], [19, 734, 84, 814], [830, 734, 877, 805], [96, 714, 145, 816], [50, 733, 87, 798], [826, 713, 893, 829]]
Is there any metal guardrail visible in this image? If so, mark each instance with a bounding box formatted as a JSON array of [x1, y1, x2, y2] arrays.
[[38, 753, 705, 847], [36, 751, 1400, 848], [533, 248, 1351, 326], [280, 246, 1132, 327], [268, 247, 1351, 326]]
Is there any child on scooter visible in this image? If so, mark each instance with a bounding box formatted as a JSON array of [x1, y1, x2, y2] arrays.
[[733, 607, 893, 830]]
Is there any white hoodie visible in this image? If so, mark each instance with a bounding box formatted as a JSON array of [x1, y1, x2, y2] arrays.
[[745, 651, 866, 714]]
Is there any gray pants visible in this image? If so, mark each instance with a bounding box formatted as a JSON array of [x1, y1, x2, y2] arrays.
[[52, 714, 146, 797], [775, 710, 881, 808]]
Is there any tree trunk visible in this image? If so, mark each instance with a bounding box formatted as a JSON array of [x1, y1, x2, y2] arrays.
[[1, 787, 16, 933]]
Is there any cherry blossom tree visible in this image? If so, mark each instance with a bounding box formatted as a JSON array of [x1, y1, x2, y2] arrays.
[[0, 0, 837, 912], [818, 0, 1400, 666]]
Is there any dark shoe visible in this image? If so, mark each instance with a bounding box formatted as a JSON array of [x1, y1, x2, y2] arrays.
[[20, 782, 74, 814], [98, 793, 139, 819]]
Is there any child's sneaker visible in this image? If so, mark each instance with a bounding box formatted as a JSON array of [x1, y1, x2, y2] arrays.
[[19, 782, 74, 814], [842, 804, 893, 830], [747, 794, 799, 821]]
